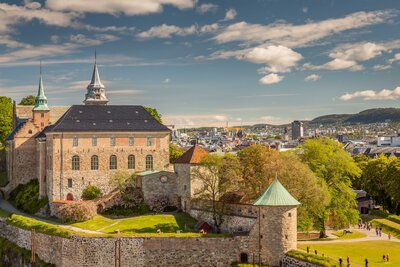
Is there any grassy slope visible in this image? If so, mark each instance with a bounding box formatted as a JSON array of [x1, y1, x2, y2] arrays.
[[331, 230, 367, 240], [299, 241, 400, 266], [72, 213, 198, 234]]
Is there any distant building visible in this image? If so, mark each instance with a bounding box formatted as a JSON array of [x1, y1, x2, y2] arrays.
[[291, 120, 303, 140], [377, 136, 400, 147]]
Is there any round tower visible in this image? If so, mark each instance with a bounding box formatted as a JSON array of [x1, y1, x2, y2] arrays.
[[253, 179, 300, 266]]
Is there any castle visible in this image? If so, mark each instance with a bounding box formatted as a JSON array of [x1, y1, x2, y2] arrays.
[[4, 60, 300, 266]]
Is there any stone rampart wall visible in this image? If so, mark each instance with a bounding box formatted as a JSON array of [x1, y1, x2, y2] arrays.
[[0, 218, 261, 267], [282, 255, 324, 267]]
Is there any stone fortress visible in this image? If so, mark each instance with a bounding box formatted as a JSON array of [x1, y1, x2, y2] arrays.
[[2, 58, 300, 266]]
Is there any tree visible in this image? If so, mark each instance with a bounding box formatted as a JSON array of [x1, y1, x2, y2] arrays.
[[298, 138, 361, 237], [237, 144, 329, 231], [169, 144, 184, 163], [0, 96, 13, 146], [144, 106, 162, 123], [192, 153, 243, 233], [109, 171, 136, 194], [19, 95, 36, 105], [82, 185, 103, 200]]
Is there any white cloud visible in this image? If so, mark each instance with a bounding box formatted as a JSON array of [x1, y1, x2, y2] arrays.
[[137, 24, 197, 39], [241, 45, 303, 73], [389, 53, 400, 64], [305, 59, 363, 71], [259, 73, 283, 85], [69, 34, 119, 45], [302, 7, 308, 14], [163, 114, 228, 127], [304, 74, 320, 82], [213, 10, 396, 48], [45, 0, 196, 15], [196, 3, 218, 14], [224, 8, 237, 21], [108, 89, 143, 95], [50, 35, 60, 43], [163, 78, 171, 83], [340, 86, 400, 101], [329, 42, 387, 61], [200, 23, 219, 33], [373, 64, 391, 71]]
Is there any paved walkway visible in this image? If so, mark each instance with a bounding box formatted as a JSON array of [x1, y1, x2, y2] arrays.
[[0, 195, 102, 235], [299, 226, 400, 244]]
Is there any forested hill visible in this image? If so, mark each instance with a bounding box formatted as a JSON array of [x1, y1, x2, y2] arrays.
[[310, 108, 400, 125]]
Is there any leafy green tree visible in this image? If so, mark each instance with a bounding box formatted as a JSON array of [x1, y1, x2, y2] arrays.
[[169, 144, 184, 163], [192, 153, 243, 233], [144, 106, 162, 123], [19, 95, 36, 105], [298, 138, 361, 237], [81, 185, 103, 200], [237, 144, 329, 231], [0, 96, 13, 146], [386, 157, 400, 214]]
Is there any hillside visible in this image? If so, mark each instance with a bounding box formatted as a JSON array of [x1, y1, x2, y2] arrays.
[[311, 108, 400, 125]]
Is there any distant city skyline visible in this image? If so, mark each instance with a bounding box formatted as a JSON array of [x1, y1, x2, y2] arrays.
[[0, 0, 399, 127]]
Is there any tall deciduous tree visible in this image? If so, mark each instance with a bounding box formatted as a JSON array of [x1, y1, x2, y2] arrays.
[[192, 153, 243, 233], [237, 144, 329, 231], [0, 96, 13, 146], [169, 144, 184, 163], [299, 138, 361, 237], [19, 95, 36, 105], [144, 106, 162, 123]]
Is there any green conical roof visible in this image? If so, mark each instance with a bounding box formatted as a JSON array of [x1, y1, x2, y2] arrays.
[[33, 75, 49, 111], [253, 179, 300, 206]]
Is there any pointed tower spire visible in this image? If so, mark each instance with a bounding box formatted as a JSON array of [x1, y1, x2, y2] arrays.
[[83, 50, 109, 105], [33, 61, 49, 111]]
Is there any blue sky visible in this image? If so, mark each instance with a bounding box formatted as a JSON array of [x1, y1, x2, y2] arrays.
[[0, 0, 399, 127]]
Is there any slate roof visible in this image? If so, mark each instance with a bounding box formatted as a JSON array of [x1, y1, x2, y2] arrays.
[[174, 145, 208, 164], [253, 179, 300, 206], [46, 105, 170, 132], [6, 120, 27, 141]]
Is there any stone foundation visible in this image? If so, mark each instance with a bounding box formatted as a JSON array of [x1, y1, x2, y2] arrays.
[[282, 255, 324, 267]]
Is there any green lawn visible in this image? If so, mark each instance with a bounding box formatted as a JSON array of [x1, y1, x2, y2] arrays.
[[299, 241, 400, 266], [331, 230, 367, 240], [71, 213, 198, 234]]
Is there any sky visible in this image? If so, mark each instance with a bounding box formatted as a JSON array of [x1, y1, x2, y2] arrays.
[[0, 0, 399, 127]]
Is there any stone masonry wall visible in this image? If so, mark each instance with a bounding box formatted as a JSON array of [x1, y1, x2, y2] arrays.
[[0, 218, 264, 267], [47, 132, 170, 202], [141, 171, 179, 207], [282, 255, 323, 267]]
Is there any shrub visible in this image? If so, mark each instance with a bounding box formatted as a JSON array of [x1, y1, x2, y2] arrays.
[[286, 250, 338, 267], [81, 185, 103, 200], [9, 179, 48, 214], [57, 201, 97, 223], [148, 195, 170, 213]]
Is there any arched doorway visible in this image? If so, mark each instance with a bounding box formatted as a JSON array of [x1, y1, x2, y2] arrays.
[[66, 193, 74, 201], [240, 253, 249, 263]]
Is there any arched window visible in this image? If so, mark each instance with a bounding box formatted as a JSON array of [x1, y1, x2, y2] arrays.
[[91, 155, 99, 170], [145, 155, 153, 170], [66, 193, 74, 201], [72, 155, 80, 170], [240, 253, 248, 264], [110, 155, 117, 170], [128, 155, 135, 169]]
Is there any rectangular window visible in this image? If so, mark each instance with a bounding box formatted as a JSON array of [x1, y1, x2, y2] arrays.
[[41, 113, 44, 118], [110, 136, 116, 146], [146, 136, 152, 146], [129, 136, 134, 146], [68, 179, 72, 188], [72, 136, 78, 147], [92, 136, 97, 147]]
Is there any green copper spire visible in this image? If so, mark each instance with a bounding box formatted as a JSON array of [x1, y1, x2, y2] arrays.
[[253, 179, 300, 206], [33, 62, 49, 111]]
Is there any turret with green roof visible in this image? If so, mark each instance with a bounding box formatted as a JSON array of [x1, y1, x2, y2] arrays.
[[253, 179, 300, 206], [33, 73, 49, 111]]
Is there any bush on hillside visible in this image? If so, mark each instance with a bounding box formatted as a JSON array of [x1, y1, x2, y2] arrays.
[[81, 185, 103, 200], [57, 201, 97, 223], [148, 195, 170, 213], [9, 179, 48, 214]]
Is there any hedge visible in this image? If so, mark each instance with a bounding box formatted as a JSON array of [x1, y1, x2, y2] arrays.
[[286, 250, 338, 267]]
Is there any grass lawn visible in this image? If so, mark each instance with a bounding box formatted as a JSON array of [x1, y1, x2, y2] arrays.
[[71, 213, 198, 234], [299, 241, 400, 266], [331, 230, 367, 240]]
